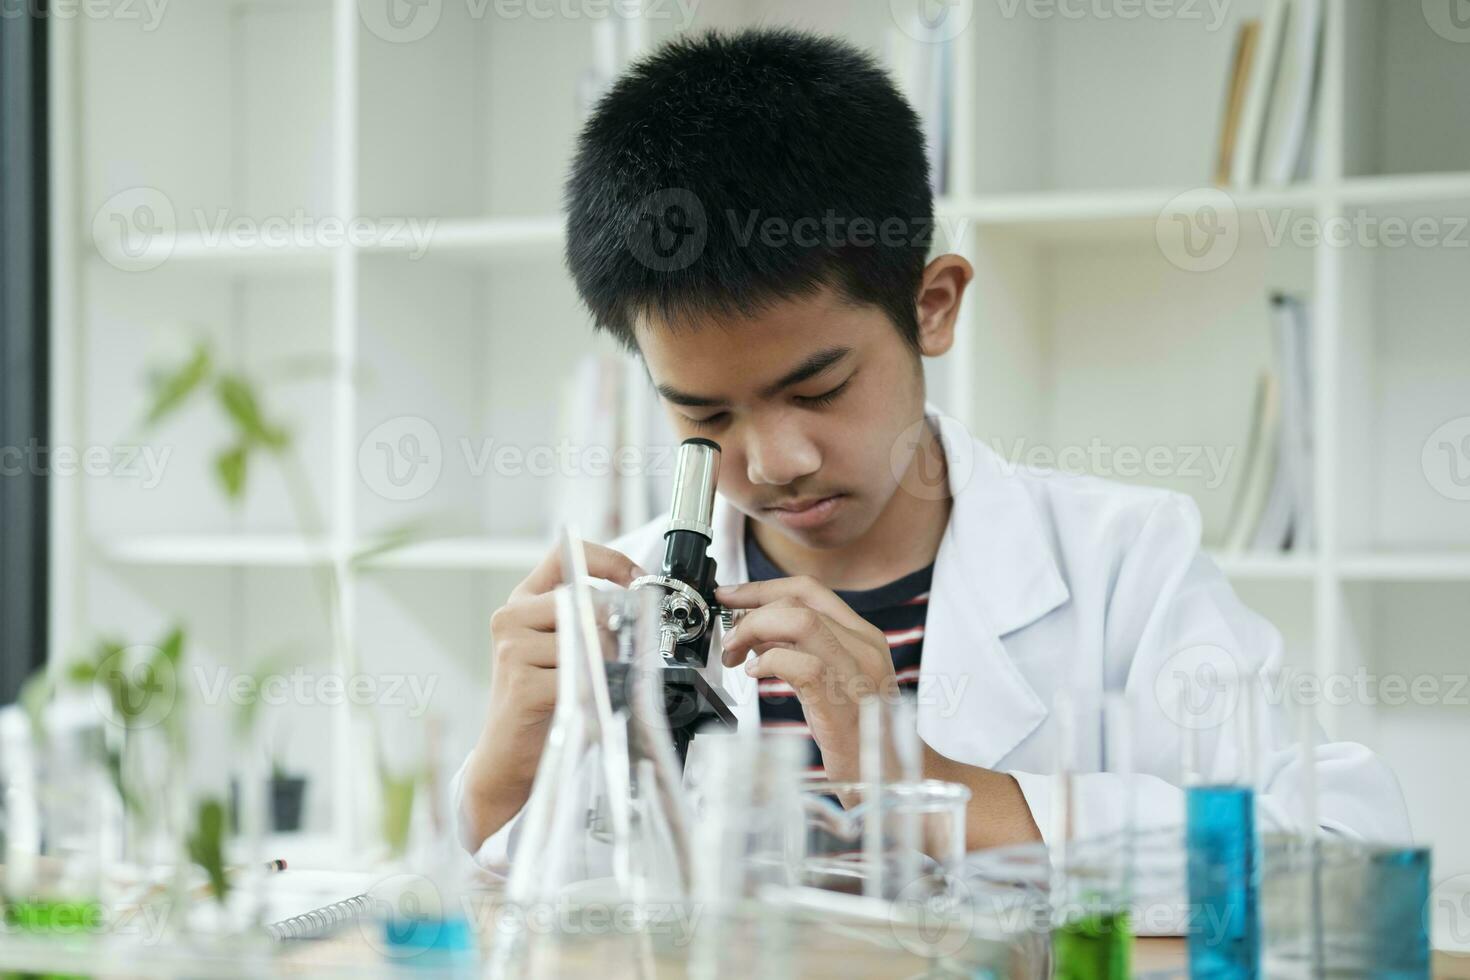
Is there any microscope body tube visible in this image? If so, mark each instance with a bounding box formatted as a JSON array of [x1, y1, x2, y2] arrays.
[[631, 438, 738, 765]]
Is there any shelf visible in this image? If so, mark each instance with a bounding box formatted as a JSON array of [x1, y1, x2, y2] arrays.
[[1207, 552, 1470, 582], [1335, 172, 1470, 208], [95, 534, 339, 567], [96, 173, 1470, 273], [1207, 551, 1319, 581], [95, 533, 554, 571], [354, 535, 547, 571], [938, 172, 1470, 244], [361, 216, 564, 261], [943, 185, 1321, 243], [1337, 553, 1470, 582], [89, 215, 566, 273], [91, 233, 336, 276], [88, 173, 1470, 270]]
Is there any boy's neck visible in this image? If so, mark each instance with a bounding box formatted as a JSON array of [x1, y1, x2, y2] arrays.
[[747, 418, 952, 591]]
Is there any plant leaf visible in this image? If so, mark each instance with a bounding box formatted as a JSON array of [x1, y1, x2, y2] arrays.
[[66, 659, 97, 685], [156, 626, 185, 668], [215, 444, 249, 500], [144, 345, 212, 426], [216, 375, 288, 451], [186, 797, 230, 904], [349, 520, 429, 569]]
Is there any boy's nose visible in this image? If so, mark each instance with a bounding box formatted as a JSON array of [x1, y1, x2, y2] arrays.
[[744, 422, 821, 488]]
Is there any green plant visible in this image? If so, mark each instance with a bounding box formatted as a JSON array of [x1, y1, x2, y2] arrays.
[[140, 341, 426, 858], [65, 627, 186, 824]]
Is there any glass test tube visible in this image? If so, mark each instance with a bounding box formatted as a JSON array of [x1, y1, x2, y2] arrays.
[[1051, 691, 1133, 980], [1185, 675, 1261, 980]]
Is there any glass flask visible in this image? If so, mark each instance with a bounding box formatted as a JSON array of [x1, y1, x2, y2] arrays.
[[488, 531, 694, 980]]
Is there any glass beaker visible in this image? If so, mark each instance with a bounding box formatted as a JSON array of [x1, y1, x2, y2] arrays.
[[0, 697, 111, 953], [684, 730, 806, 980], [796, 778, 970, 901]]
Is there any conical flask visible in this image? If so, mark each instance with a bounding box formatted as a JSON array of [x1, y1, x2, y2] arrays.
[[489, 529, 694, 978]]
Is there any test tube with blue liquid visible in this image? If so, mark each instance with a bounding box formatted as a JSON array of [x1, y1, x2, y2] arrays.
[[1287, 696, 1431, 978], [1184, 675, 1260, 980], [1050, 691, 1133, 980]]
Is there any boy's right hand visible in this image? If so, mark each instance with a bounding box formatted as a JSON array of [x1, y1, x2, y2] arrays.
[[458, 541, 644, 853]]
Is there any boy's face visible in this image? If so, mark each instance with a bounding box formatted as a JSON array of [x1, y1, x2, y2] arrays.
[[635, 284, 929, 551]]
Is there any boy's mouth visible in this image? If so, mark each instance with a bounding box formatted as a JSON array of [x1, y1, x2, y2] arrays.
[[763, 493, 846, 530]]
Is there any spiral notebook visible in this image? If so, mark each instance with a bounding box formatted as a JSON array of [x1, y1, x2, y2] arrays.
[[266, 892, 373, 941]]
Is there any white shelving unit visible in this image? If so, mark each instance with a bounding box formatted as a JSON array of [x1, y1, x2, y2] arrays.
[[51, 0, 1469, 883]]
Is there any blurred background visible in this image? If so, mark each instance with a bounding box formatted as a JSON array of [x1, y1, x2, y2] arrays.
[[1, 0, 1467, 926]]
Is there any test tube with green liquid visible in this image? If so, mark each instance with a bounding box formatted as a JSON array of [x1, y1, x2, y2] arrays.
[[1051, 692, 1134, 980]]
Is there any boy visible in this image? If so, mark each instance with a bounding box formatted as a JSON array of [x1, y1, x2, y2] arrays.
[[455, 28, 1408, 870]]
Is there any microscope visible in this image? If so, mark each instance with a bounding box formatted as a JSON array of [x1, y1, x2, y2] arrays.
[[629, 438, 739, 765]]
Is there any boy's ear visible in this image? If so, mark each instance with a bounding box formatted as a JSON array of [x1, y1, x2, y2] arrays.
[[914, 254, 974, 358]]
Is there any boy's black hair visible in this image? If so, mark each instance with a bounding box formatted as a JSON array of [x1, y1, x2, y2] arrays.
[[563, 27, 934, 353]]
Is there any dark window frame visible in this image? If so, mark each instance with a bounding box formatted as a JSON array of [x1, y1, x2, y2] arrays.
[[0, 2, 50, 703]]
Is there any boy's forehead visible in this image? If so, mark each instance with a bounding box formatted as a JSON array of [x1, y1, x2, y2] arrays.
[[637, 301, 876, 405], [633, 286, 884, 381]]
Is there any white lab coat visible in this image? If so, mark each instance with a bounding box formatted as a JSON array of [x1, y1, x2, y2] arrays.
[[453, 409, 1411, 874]]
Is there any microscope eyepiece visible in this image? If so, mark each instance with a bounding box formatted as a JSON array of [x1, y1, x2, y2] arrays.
[[667, 439, 720, 540]]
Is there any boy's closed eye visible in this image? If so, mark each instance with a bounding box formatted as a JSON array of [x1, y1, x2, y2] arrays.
[[681, 372, 857, 429]]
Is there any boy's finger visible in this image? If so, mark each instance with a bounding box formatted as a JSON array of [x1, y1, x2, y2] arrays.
[[720, 605, 846, 668], [515, 542, 645, 598], [490, 592, 558, 634], [742, 647, 822, 688], [715, 576, 866, 632]]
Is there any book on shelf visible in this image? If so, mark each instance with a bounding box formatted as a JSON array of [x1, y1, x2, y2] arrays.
[[1222, 293, 1314, 554], [1214, 20, 1261, 187], [1220, 0, 1323, 189], [1229, 0, 1289, 188], [1222, 370, 1281, 552], [1256, 0, 1324, 186]]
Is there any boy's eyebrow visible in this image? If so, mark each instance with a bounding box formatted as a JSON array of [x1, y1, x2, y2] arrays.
[[654, 346, 853, 408], [759, 346, 852, 397]]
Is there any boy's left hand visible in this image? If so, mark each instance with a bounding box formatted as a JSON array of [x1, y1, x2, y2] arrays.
[[715, 577, 897, 783]]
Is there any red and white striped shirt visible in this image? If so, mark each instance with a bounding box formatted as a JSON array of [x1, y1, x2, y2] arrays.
[[746, 531, 933, 778]]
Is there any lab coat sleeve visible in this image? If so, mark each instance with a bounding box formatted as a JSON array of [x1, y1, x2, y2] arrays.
[[450, 521, 666, 875], [450, 750, 522, 876], [1008, 492, 1411, 848]]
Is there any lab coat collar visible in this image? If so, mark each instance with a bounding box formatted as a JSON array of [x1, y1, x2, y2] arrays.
[[917, 406, 1068, 766], [929, 406, 1071, 638], [706, 404, 1070, 768]]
